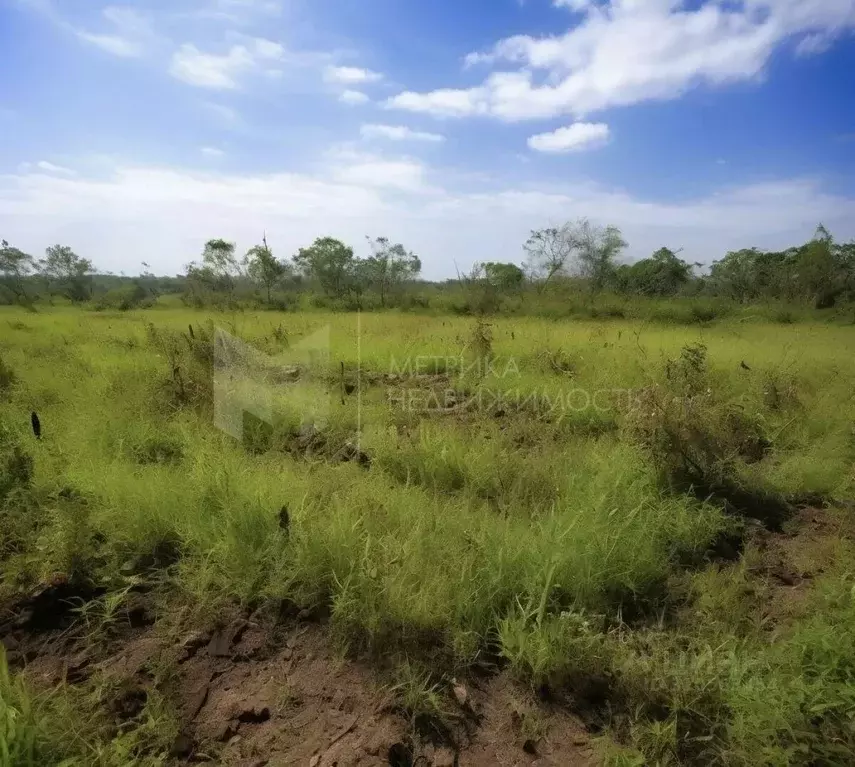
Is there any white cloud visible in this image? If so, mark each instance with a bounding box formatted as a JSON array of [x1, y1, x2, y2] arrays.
[[386, 88, 483, 117], [326, 148, 430, 192], [3, 157, 854, 280], [209, 0, 282, 19], [74, 6, 154, 58], [360, 124, 445, 143], [215, 0, 282, 12], [18, 161, 76, 175], [339, 90, 370, 105], [202, 102, 243, 127], [75, 31, 142, 57], [324, 65, 383, 85], [200, 146, 225, 157], [528, 122, 609, 153], [391, 0, 855, 121], [169, 37, 284, 89], [795, 31, 837, 56], [553, 0, 594, 11], [101, 7, 151, 36]]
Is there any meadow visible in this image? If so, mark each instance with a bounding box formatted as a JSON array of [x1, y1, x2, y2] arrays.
[[1, 303, 855, 766]]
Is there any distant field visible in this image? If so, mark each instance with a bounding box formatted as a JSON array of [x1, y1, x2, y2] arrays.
[[2, 306, 855, 765]]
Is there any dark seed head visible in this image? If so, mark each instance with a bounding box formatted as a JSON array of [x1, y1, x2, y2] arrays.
[[278, 505, 290, 533], [30, 411, 41, 440]]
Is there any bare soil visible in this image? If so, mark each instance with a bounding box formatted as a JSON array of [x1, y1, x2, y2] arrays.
[[0, 589, 597, 766]]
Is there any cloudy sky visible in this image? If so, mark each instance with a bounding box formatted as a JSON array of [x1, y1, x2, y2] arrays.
[[1, 0, 854, 278]]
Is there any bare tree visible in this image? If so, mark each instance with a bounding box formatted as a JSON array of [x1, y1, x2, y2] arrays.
[[523, 224, 577, 292]]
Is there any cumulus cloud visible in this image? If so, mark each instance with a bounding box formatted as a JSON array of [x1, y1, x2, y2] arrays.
[[76, 31, 143, 57], [325, 148, 431, 192], [2, 156, 853, 279], [324, 65, 383, 85], [390, 0, 855, 121], [18, 161, 76, 175], [169, 37, 285, 89], [528, 122, 609, 153], [200, 146, 225, 157], [71, 6, 156, 58], [339, 90, 370, 105], [360, 124, 445, 142]]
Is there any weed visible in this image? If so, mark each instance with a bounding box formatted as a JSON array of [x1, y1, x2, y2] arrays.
[[388, 660, 456, 736], [0, 355, 15, 398]]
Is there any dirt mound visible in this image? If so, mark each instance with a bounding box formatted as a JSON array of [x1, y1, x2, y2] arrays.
[[2, 593, 597, 766], [168, 617, 596, 765], [747, 505, 855, 627]]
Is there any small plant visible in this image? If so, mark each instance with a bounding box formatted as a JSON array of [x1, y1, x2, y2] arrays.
[[540, 347, 576, 376], [467, 318, 493, 375], [388, 660, 455, 734], [0, 354, 16, 397], [690, 305, 719, 323], [271, 323, 289, 346], [35, 491, 99, 584], [130, 435, 184, 465], [145, 321, 214, 410], [74, 584, 136, 645], [761, 370, 801, 412], [1, 444, 33, 503], [624, 343, 785, 525]]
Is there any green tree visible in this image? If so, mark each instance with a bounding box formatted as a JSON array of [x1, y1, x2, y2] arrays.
[[183, 239, 241, 304], [364, 236, 422, 307], [203, 239, 240, 295], [293, 237, 354, 298], [38, 244, 95, 302], [346, 257, 375, 310], [0, 240, 35, 302], [483, 262, 525, 291], [523, 225, 575, 291], [709, 248, 765, 303], [614, 247, 692, 296], [245, 237, 290, 302], [794, 224, 840, 307], [572, 219, 627, 292]]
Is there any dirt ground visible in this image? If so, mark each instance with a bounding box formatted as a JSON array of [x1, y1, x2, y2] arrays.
[[1, 589, 597, 766], [4, 505, 848, 766]]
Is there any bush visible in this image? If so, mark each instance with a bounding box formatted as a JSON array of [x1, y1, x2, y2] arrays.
[[145, 322, 214, 411], [94, 283, 154, 311], [622, 344, 786, 526]]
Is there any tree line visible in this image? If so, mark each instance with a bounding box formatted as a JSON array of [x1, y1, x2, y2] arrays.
[[2, 221, 853, 311]]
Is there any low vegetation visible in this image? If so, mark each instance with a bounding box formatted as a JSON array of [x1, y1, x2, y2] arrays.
[[1, 219, 854, 764]]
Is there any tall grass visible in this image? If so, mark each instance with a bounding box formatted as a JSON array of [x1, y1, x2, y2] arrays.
[[1, 305, 854, 764]]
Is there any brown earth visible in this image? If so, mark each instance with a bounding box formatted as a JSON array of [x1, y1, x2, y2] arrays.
[[747, 504, 855, 627], [0, 590, 597, 766]]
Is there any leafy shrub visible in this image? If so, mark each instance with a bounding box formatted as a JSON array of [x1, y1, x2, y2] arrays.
[[622, 344, 784, 524], [397, 293, 431, 311], [94, 283, 154, 312], [145, 321, 214, 411], [690, 304, 720, 323]]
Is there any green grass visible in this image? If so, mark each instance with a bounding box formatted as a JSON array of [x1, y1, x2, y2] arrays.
[[1, 305, 855, 764], [0, 646, 177, 766]]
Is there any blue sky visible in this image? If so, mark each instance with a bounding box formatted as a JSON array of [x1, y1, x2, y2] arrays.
[[1, 0, 854, 278]]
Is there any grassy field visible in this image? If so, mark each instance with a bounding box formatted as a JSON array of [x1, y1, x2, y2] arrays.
[[2, 305, 855, 765]]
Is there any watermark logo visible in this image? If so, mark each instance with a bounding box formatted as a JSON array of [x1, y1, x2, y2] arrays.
[[213, 324, 331, 440]]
